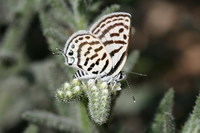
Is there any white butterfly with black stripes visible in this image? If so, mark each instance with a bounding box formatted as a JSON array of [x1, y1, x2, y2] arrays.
[[63, 12, 131, 82]]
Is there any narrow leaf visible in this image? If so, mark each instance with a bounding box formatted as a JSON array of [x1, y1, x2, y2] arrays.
[[150, 88, 175, 133], [182, 93, 200, 133], [22, 110, 81, 133], [90, 4, 120, 27], [23, 124, 38, 133]]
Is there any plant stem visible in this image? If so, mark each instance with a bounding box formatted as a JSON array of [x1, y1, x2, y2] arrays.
[[79, 101, 91, 133], [79, 100, 109, 133]]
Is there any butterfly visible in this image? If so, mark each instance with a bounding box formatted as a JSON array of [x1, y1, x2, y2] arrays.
[[63, 12, 131, 83]]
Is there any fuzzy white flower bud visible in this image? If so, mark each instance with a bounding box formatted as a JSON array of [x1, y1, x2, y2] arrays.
[[115, 86, 122, 91], [65, 91, 72, 97], [100, 82, 108, 89], [91, 86, 97, 91], [88, 79, 95, 86], [93, 92, 99, 97], [101, 95, 108, 100], [64, 82, 70, 89], [57, 90, 63, 96], [114, 83, 121, 91], [74, 86, 80, 92], [102, 89, 109, 94], [72, 79, 80, 86]]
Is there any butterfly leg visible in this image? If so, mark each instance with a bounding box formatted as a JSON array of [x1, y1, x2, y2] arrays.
[[111, 80, 116, 90], [94, 71, 108, 82], [94, 74, 102, 82]]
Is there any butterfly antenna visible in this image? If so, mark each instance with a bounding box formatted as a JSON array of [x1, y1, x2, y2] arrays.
[[123, 71, 148, 77], [124, 76, 136, 103], [51, 48, 64, 55]]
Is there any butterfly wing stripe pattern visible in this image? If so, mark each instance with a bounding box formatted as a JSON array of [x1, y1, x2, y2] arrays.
[[64, 30, 113, 79], [74, 69, 87, 79], [89, 12, 131, 80], [63, 12, 131, 81]]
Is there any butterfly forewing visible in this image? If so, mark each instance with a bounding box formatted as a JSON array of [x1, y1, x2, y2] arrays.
[[90, 12, 131, 79], [63, 30, 112, 79], [63, 12, 131, 82]]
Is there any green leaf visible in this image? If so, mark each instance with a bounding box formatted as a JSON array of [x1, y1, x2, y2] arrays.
[[150, 88, 175, 133], [22, 110, 81, 133], [79, 102, 92, 133], [23, 124, 38, 133], [48, 0, 76, 30], [1, 0, 42, 51], [182, 93, 200, 133], [69, 0, 88, 29], [98, 4, 120, 18], [39, 11, 67, 47], [91, 4, 120, 27], [162, 112, 175, 133]]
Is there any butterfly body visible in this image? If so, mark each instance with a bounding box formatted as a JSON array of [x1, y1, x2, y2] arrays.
[[63, 12, 131, 82]]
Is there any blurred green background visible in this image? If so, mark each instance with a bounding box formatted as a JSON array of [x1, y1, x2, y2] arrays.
[[0, 0, 200, 133]]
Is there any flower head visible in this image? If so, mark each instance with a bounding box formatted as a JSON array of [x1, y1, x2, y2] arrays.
[[56, 78, 122, 124]]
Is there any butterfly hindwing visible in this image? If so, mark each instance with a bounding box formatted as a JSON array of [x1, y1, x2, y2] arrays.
[[63, 30, 112, 79], [63, 12, 131, 81], [90, 12, 131, 79], [73, 69, 89, 79]]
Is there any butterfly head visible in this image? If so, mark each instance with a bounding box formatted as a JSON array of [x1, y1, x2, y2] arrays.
[[63, 45, 77, 66], [52, 48, 64, 55], [63, 33, 82, 67], [63, 30, 93, 69]]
